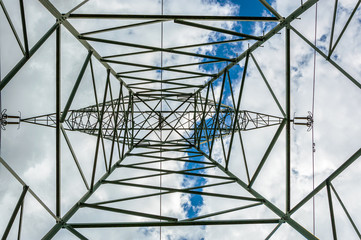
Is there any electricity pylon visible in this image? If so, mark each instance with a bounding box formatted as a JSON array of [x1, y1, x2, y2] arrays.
[[1, 0, 361, 239], [21, 97, 283, 145]]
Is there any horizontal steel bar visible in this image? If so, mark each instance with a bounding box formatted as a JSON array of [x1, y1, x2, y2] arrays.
[[92, 180, 235, 205], [170, 38, 247, 50], [102, 50, 156, 59], [130, 158, 213, 166], [81, 20, 164, 35], [68, 219, 280, 228], [80, 203, 177, 221], [120, 75, 205, 82], [68, 14, 279, 21], [164, 60, 224, 69], [174, 19, 263, 40], [102, 38, 246, 59], [128, 81, 203, 88], [79, 36, 235, 62], [103, 180, 261, 201], [116, 164, 233, 180], [184, 202, 263, 221], [103, 59, 214, 76]]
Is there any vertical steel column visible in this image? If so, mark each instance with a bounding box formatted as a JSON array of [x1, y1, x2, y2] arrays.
[[193, 94, 197, 145], [209, 73, 226, 158], [327, 181, 338, 240], [90, 69, 110, 190], [225, 53, 249, 170], [285, 26, 291, 212], [19, 0, 29, 57], [108, 84, 123, 171], [121, 97, 130, 158], [131, 93, 134, 147], [55, 25, 61, 218], [17, 200, 24, 240], [60, 51, 92, 122], [197, 85, 210, 149]]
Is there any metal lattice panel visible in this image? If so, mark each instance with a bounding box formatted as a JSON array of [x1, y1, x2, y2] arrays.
[[1, 0, 361, 239]]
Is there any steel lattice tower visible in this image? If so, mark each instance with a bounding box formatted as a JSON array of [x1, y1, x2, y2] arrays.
[[1, 0, 361, 239]]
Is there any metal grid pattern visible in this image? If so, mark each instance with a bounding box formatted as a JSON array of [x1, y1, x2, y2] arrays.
[[1, 0, 361, 239]]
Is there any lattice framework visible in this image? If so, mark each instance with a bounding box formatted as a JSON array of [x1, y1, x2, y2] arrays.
[[1, 0, 361, 239]]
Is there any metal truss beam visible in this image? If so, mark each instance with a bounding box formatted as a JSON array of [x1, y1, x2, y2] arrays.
[[67, 219, 281, 228], [67, 14, 279, 22]]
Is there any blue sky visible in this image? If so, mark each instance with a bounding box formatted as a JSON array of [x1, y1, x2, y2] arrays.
[[182, 0, 277, 222]]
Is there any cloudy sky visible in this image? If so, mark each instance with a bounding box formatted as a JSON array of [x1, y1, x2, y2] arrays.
[[1, 0, 361, 239]]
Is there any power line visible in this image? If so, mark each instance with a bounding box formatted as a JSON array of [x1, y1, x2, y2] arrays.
[[311, 2, 318, 235]]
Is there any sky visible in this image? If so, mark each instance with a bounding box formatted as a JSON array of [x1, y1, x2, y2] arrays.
[[1, 0, 361, 239]]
